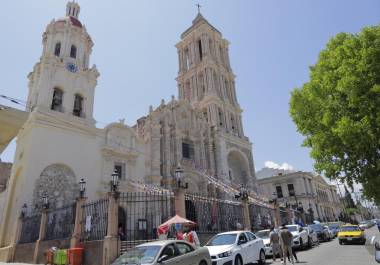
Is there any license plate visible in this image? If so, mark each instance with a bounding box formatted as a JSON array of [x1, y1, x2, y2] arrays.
[[347, 238, 352, 241]]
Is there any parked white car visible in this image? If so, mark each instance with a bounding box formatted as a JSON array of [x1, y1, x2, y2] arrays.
[[304, 226, 319, 246], [205, 231, 266, 265], [256, 229, 272, 256], [286, 224, 309, 249], [111, 240, 211, 265]]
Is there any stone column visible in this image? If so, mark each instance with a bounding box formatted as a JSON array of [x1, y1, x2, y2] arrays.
[[102, 192, 120, 265], [8, 215, 24, 262], [174, 188, 186, 218], [70, 197, 87, 248], [274, 201, 280, 227], [33, 209, 48, 264], [242, 200, 251, 230]]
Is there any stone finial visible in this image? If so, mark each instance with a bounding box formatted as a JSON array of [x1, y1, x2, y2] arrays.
[[161, 99, 165, 106], [171, 95, 175, 102], [149, 105, 153, 113], [119, 118, 125, 124]]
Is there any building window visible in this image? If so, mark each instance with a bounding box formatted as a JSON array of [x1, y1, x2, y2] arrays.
[[51, 87, 63, 112], [182, 140, 194, 159], [288, 183, 295, 196], [198, 39, 203, 61], [70, 45, 77, 58], [114, 162, 126, 180], [73, 94, 83, 117], [276, 186, 283, 198], [54, 42, 61, 56]]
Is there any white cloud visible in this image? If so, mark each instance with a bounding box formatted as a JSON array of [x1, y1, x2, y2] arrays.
[[264, 161, 294, 170]]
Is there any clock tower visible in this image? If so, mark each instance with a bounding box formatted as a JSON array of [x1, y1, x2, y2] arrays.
[[27, 1, 99, 124]]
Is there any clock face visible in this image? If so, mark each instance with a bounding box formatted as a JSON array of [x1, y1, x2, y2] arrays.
[[66, 62, 78, 73]]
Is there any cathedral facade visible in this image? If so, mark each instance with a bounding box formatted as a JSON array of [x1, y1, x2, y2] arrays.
[[0, 2, 257, 246]]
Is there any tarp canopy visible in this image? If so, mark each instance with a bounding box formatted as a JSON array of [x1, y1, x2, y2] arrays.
[[158, 215, 196, 235]]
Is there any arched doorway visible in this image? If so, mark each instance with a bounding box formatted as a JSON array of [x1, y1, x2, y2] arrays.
[[33, 164, 78, 209], [227, 150, 250, 186]]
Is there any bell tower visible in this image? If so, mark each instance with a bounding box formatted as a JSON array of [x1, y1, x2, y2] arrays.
[[26, 1, 99, 124], [176, 11, 257, 191], [176, 11, 244, 138]]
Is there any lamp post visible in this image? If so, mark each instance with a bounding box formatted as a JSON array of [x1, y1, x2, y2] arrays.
[[175, 166, 188, 189], [110, 170, 119, 192], [42, 193, 49, 210], [235, 184, 250, 230], [235, 184, 249, 200], [79, 178, 86, 198]]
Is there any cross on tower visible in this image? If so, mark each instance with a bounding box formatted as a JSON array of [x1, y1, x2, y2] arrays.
[[196, 3, 202, 13]]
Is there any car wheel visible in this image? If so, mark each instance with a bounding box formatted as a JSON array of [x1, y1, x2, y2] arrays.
[[199, 261, 207, 265], [339, 240, 342, 245], [234, 255, 243, 265], [258, 249, 266, 265]]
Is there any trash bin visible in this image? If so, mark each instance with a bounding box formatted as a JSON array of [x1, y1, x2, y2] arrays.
[[45, 249, 54, 265], [68, 247, 84, 265], [54, 249, 67, 265]]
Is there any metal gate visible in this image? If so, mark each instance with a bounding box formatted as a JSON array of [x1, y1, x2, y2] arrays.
[[19, 214, 41, 243], [185, 193, 243, 233], [119, 191, 175, 244]]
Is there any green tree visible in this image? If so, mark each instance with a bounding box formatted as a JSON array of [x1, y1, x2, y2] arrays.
[[289, 25, 380, 204]]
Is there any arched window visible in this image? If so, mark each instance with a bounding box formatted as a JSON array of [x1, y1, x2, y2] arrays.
[[70, 45, 77, 59], [198, 39, 203, 61], [51, 87, 63, 112], [54, 42, 61, 57], [73, 94, 83, 117]]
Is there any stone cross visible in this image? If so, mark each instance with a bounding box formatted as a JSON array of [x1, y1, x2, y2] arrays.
[[196, 3, 202, 13]]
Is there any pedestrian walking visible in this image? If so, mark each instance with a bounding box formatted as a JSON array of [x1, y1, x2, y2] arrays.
[[184, 226, 200, 247], [287, 240, 299, 263], [269, 227, 282, 262], [279, 225, 294, 265]]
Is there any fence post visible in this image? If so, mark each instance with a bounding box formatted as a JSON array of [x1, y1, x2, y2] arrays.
[[242, 199, 251, 230], [70, 197, 87, 248], [174, 189, 186, 217], [33, 209, 48, 264], [103, 192, 120, 265]]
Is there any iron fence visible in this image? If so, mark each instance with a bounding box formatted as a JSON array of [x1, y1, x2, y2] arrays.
[[19, 213, 41, 243], [185, 193, 244, 233], [81, 198, 109, 241], [45, 203, 76, 240], [249, 204, 275, 231], [119, 191, 175, 243]]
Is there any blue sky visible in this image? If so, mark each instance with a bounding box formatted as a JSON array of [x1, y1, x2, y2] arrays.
[[1, 0, 379, 173]]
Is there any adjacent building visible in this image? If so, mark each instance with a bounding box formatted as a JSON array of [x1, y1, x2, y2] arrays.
[[257, 169, 343, 222]]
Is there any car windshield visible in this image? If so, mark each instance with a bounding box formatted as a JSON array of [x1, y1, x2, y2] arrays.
[[112, 245, 161, 265], [207, 234, 237, 246], [286, 226, 298, 232], [309, 224, 323, 232], [329, 225, 339, 229], [341, 226, 361, 232], [256, 231, 270, 239]]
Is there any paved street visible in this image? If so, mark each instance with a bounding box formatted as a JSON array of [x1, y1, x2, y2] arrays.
[[0, 227, 379, 265], [265, 226, 379, 265]]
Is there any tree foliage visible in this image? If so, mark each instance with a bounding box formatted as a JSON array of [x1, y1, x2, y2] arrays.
[[289, 25, 380, 204]]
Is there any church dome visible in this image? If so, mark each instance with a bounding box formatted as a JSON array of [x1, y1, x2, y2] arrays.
[[55, 16, 83, 28]]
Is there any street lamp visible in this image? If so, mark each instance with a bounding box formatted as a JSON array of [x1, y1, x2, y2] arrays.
[[42, 193, 49, 209], [110, 170, 119, 192], [175, 166, 188, 189], [235, 184, 249, 200], [79, 178, 86, 198], [20, 203, 28, 218]]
